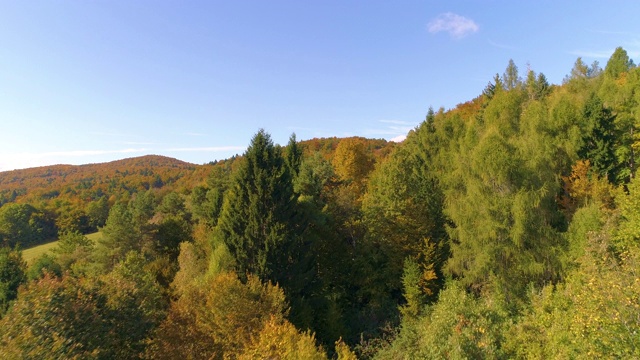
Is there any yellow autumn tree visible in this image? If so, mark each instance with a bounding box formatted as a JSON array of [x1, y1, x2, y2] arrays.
[[332, 137, 374, 195], [239, 316, 327, 360]]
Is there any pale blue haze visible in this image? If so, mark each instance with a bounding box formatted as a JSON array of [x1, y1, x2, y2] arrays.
[[1, 1, 639, 170]]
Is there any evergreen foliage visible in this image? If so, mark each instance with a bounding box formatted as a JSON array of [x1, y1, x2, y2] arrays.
[[2, 46, 640, 359], [216, 129, 300, 284], [0, 247, 25, 313], [578, 93, 617, 182]]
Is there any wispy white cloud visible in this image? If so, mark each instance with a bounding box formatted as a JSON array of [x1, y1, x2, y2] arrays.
[[379, 120, 412, 125], [166, 146, 245, 152], [568, 49, 616, 59], [390, 134, 407, 143], [122, 141, 157, 145], [287, 126, 321, 132], [428, 13, 479, 39], [570, 34, 640, 60], [15, 148, 150, 159], [588, 29, 634, 36], [0, 148, 150, 171], [0, 145, 250, 171], [89, 131, 134, 137], [366, 120, 416, 141], [488, 39, 516, 50]]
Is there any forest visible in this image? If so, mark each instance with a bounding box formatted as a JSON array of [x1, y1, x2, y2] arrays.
[[0, 47, 639, 359]]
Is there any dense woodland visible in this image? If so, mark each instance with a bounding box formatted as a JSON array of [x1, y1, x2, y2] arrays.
[[1, 47, 639, 358]]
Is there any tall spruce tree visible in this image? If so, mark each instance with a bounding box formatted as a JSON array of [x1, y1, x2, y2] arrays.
[[503, 59, 521, 91], [216, 130, 300, 285], [605, 47, 634, 80], [285, 133, 303, 178], [578, 93, 617, 182]]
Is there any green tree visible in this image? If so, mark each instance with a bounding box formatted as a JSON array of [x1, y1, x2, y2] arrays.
[[599, 55, 640, 182], [564, 57, 601, 94], [332, 137, 375, 195], [525, 69, 550, 100], [569, 57, 589, 80], [26, 253, 62, 281], [100, 251, 167, 358], [285, 133, 303, 177], [95, 203, 140, 271], [239, 317, 328, 360], [0, 275, 111, 358], [54, 231, 94, 276], [443, 88, 564, 305], [375, 282, 509, 359], [56, 207, 91, 234], [363, 135, 448, 303], [191, 165, 232, 227], [0, 204, 54, 248], [146, 272, 288, 359], [0, 247, 25, 313], [605, 47, 634, 80], [155, 192, 193, 261], [399, 257, 425, 319], [578, 93, 617, 182], [503, 59, 521, 91], [129, 189, 157, 232], [615, 173, 640, 252], [215, 130, 300, 285], [86, 196, 110, 230], [214, 130, 322, 340], [507, 216, 640, 359]]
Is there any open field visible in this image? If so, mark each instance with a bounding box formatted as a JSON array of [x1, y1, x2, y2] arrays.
[[22, 232, 102, 265], [22, 240, 59, 264]]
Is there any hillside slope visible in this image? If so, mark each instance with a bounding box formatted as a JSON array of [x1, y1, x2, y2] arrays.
[[0, 155, 202, 204]]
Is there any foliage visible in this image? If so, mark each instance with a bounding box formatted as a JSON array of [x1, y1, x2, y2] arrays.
[[218, 131, 289, 278], [0, 252, 166, 359], [332, 137, 375, 195], [0, 203, 55, 248], [0, 247, 25, 313], [507, 218, 640, 358], [578, 93, 618, 182], [0, 275, 110, 359], [146, 272, 288, 359], [2, 47, 640, 359], [375, 282, 509, 359], [95, 203, 141, 271], [363, 133, 448, 301], [54, 231, 95, 276], [100, 251, 167, 358], [26, 253, 62, 280], [615, 172, 640, 253], [238, 316, 327, 360]]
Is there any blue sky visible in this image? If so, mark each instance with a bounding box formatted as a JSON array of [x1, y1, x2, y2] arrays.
[[1, 1, 639, 171]]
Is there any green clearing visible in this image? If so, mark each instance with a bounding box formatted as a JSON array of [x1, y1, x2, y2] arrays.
[[22, 232, 102, 265], [22, 240, 59, 264]]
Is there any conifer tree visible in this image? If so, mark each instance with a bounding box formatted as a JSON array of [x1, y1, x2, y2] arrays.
[[605, 47, 634, 80], [216, 130, 300, 285], [0, 247, 25, 313], [503, 59, 520, 90], [96, 203, 140, 271], [285, 133, 303, 178], [578, 93, 617, 182]]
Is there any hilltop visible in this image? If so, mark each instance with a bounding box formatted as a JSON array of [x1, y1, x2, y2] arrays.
[[0, 155, 206, 206]]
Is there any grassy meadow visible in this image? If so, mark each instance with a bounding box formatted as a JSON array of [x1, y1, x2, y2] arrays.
[[22, 232, 102, 264]]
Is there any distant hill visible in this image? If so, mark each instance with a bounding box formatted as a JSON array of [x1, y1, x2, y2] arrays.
[[0, 138, 395, 207], [0, 155, 206, 205]]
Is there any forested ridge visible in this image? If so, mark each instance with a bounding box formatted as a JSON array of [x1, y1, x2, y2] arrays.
[[1, 48, 639, 358]]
